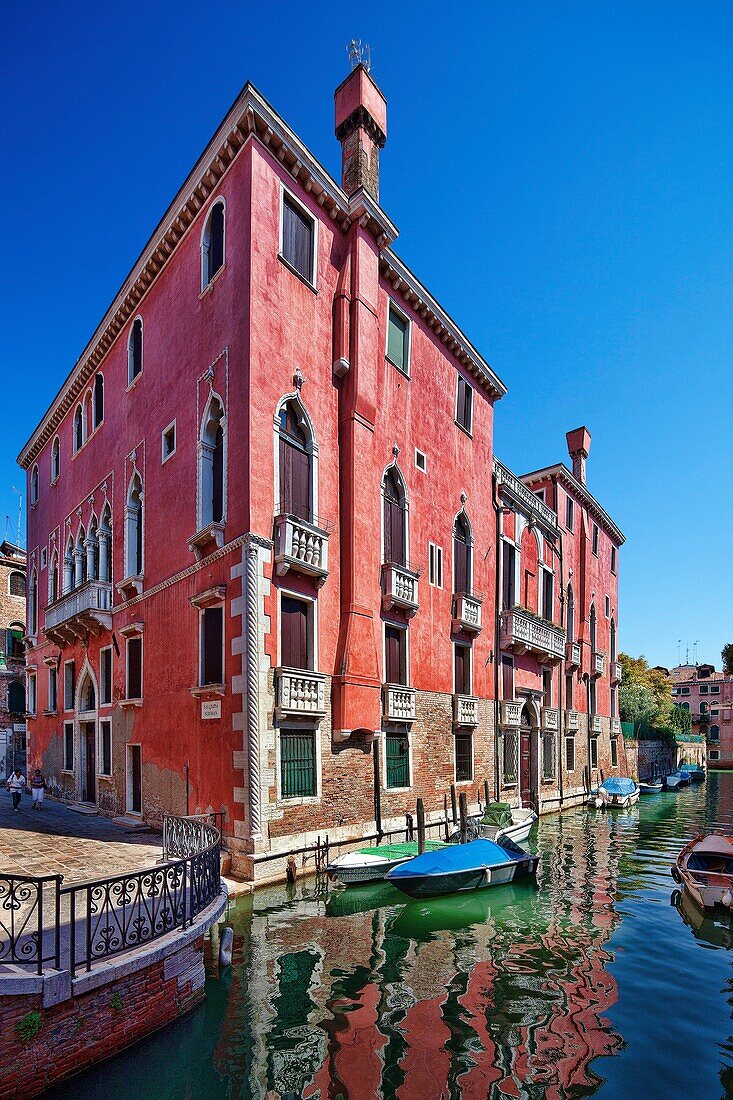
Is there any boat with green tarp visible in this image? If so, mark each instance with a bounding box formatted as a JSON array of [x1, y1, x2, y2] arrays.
[[326, 839, 446, 886]]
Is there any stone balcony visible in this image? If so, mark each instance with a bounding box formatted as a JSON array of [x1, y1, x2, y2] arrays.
[[566, 709, 580, 733], [274, 513, 331, 586], [590, 714, 602, 735], [44, 580, 113, 645], [542, 707, 560, 732], [276, 667, 327, 719], [383, 684, 416, 723], [611, 661, 622, 684], [501, 701, 523, 728], [451, 593, 483, 635], [381, 562, 420, 616], [500, 608, 565, 663], [453, 694, 478, 727], [611, 718, 621, 736], [591, 651, 606, 678], [566, 641, 581, 667]]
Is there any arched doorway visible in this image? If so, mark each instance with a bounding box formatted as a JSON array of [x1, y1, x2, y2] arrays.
[[519, 698, 540, 810], [76, 667, 98, 805]]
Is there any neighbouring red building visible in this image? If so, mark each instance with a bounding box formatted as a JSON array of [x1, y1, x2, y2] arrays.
[[669, 663, 733, 768], [18, 64, 625, 879]]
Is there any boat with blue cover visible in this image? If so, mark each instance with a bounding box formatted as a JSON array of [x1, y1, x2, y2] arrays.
[[595, 777, 640, 808], [385, 837, 539, 899], [679, 763, 706, 783], [666, 771, 690, 791]]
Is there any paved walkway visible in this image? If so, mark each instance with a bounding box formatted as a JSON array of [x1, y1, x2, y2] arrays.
[[0, 790, 162, 884]]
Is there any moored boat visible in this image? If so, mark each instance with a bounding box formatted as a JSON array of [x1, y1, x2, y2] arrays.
[[679, 763, 706, 783], [595, 777, 640, 808], [638, 778, 664, 794], [386, 837, 539, 900], [326, 840, 445, 886], [665, 773, 684, 791], [672, 833, 733, 910], [454, 802, 538, 846]]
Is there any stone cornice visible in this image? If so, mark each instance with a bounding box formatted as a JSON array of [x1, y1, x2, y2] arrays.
[[379, 249, 507, 400], [521, 463, 625, 545]]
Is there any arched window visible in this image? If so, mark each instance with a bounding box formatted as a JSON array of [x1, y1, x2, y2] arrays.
[[710, 725, 720, 741], [278, 400, 311, 520], [383, 466, 407, 566], [566, 584, 575, 642], [30, 465, 39, 505], [79, 672, 96, 713], [128, 318, 143, 384], [93, 373, 104, 429], [700, 702, 708, 714], [84, 392, 93, 439], [100, 505, 112, 583], [63, 538, 75, 594], [202, 200, 225, 287], [126, 474, 143, 578], [48, 551, 59, 604], [8, 680, 25, 715], [610, 618, 617, 662], [87, 516, 99, 581], [76, 526, 87, 587], [74, 405, 84, 453], [28, 569, 37, 636], [198, 396, 225, 530], [453, 512, 472, 595], [51, 436, 60, 481], [589, 603, 597, 655], [9, 571, 25, 598]]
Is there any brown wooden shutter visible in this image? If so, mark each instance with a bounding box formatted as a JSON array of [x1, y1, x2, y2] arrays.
[[281, 597, 308, 670], [202, 607, 224, 684], [283, 197, 313, 280], [454, 645, 470, 695], [210, 203, 224, 277], [127, 639, 142, 699], [456, 378, 465, 427], [385, 626, 405, 685], [212, 426, 224, 522], [502, 655, 514, 700], [502, 545, 515, 609]]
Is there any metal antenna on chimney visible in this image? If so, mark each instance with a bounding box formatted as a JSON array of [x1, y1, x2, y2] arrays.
[[347, 39, 371, 72], [11, 487, 23, 548], [694, 640, 699, 665], [677, 639, 681, 665]]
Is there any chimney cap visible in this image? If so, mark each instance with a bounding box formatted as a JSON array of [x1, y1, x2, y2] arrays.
[[566, 426, 591, 458]]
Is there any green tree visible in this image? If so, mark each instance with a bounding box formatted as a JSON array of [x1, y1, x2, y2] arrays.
[[619, 680, 656, 735], [722, 644, 733, 676], [670, 703, 692, 734], [618, 652, 675, 730]]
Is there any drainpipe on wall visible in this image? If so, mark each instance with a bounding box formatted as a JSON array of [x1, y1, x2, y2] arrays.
[[491, 472, 502, 803], [584, 672, 592, 794]]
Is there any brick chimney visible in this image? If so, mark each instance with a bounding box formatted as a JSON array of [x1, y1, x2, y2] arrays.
[[566, 427, 591, 485], [334, 63, 387, 200]]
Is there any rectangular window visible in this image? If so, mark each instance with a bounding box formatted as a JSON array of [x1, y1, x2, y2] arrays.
[[610, 687, 617, 718], [455, 376, 474, 435], [542, 731, 556, 781], [126, 638, 143, 700], [611, 546, 617, 574], [100, 647, 112, 706], [589, 679, 597, 714], [100, 719, 112, 777], [386, 732, 410, 789], [63, 722, 74, 770], [710, 750, 720, 761], [681, 687, 690, 695], [699, 685, 709, 694], [281, 595, 311, 671], [592, 524, 599, 556], [590, 738, 598, 769], [428, 542, 443, 588], [502, 655, 514, 701], [386, 303, 410, 375], [566, 497, 574, 532], [40, 547, 47, 570], [162, 421, 176, 463], [711, 686, 721, 695], [533, 489, 546, 503], [7, 627, 24, 661], [610, 738, 618, 767], [280, 730, 317, 798], [605, 595, 610, 618], [542, 668, 553, 707], [565, 673, 574, 711], [201, 606, 224, 685], [454, 643, 471, 696], [501, 542, 516, 610], [565, 736, 576, 772], [415, 448, 427, 473], [47, 667, 57, 713], [281, 193, 315, 284], [542, 570, 554, 621], [455, 732, 473, 783], [64, 660, 75, 711], [503, 731, 518, 785], [28, 673, 36, 716], [385, 625, 407, 686]]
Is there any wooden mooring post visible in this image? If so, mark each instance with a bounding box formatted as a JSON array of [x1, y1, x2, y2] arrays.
[[484, 779, 491, 808], [450, 784, 457, 825], [459, 791, 468, 844], [443, 794, 450, 841], [416, 798, 426, 854]]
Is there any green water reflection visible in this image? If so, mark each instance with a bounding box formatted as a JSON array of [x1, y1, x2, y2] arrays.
[[56, 774, 733, 1099]]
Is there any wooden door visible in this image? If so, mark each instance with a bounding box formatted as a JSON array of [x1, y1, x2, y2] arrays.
[[84, 723, 96, 804], [520, 730, 532, 807], [128, 745, 142, 815]]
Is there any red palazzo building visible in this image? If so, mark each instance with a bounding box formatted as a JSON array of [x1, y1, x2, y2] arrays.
[[18, 65, 625, 878]]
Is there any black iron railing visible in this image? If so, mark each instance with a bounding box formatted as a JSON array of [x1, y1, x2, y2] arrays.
[[0, 814, 222, 978]]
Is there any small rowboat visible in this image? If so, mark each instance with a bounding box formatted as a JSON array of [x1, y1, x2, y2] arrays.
[[639, 779, 664, 794], [595, 777, 640, 808], [672, 833, 733, 910], [453, 803, 538, 846], [386, 837, 539, 900], [665, 773, 684, 791], [326, 840, 445, 886]]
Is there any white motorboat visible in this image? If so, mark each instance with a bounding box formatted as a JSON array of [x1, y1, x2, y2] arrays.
[[594, 777, 640, 808], [326, 840, 445, 886], [454, 804, 538, 846]]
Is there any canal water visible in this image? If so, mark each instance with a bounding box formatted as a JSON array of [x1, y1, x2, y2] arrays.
[[56, 774, 733, 1099]]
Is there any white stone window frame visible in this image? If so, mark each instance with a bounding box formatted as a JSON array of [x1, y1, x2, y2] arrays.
[[379, 460, 410, 567], [382, 616, 410, 689], [27, 671, 37, 717], [200, 196, 227, 293], [30, 463, 40, 507], [414, 448, 427, 473], [276, 585, 318, 673], [275, 725, 322, 807], [453, 639, 473, 696], [123, 471, 144, 583], [125, 633, 144, 703], [126, 316, 144, 389], [62, 720, 74, 773], [453, 727, 475, 787], [278, 183, 318, 291], [98, 718, 113, 778], [428, 541, 443, 589], [565, 495, 574, 533], [565, 735, 576, 773], [385, 297, 411, 378], [161, 419, 177, 464], [196, 391, 228, 533], [99, 645, 113, 708], [273, 392, 319, 520], [63, 659, 75, 713], [381, 726, 413, 794], [46, 665, 57, 714], [454, 374, 474, 438], [197, 600, 226, 690], [50, 435, 61, 484]]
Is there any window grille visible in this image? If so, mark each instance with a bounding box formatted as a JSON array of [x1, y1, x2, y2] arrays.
[[386, 733, 410, 788], [281, 731, 316, 798], [503, 731, 518, 785]]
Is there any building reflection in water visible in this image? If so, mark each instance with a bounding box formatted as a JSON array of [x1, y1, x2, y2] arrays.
[[218, 810, 631, 1099]]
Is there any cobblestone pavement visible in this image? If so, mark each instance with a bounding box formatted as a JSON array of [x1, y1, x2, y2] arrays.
[[0, 790, 162, 884]]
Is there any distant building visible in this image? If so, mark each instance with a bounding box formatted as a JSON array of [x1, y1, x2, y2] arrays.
[[0, 541, 27, 777], [670, 663, 733, 768]]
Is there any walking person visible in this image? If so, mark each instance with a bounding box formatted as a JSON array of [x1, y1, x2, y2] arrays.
[[30, 768, 46, 810], [6, 768, 26, 811]]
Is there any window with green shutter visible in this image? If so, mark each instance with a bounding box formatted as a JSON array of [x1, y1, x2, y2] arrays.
[[385, 733, 410, 788], [281, 730, 316, 798], [387, 305, 409, 375]]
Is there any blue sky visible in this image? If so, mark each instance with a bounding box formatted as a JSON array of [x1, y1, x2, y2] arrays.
[[3, 2, 731, 668]]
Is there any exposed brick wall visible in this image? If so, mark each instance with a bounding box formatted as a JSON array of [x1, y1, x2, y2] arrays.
[[0, 936, 205, 1099]]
